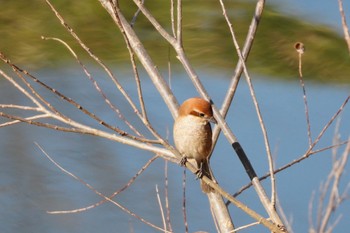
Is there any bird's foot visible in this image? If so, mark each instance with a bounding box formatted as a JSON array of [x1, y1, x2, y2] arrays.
[[179, 156, 187, 167], [195, 168, 203, 180]]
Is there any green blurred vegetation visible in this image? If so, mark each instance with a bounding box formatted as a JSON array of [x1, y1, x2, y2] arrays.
[[0, 0, 349, 82]]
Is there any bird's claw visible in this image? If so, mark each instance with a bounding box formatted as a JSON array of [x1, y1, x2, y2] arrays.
[[179, 157, 187, 167], [180, 157, 205, 180], [195, 168, 203, 179]]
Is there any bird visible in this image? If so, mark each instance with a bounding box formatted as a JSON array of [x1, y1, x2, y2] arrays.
[[173, 97, 216, 193]]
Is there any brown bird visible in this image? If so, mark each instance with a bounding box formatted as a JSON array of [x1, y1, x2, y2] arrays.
[[173, 97, 216, 193]]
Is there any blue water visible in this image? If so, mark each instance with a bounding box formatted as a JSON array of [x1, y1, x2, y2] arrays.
[[0, 66, 349, 233], [270, 0, 350, 34]]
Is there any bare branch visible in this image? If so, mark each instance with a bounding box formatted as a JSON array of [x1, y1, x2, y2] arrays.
[[0, 113, 49, 128], [2, 55, 282, 232], [233, 95, 350, 197], [156, 185, 167, 231], [309, 191, 316, 233], [218, 0, 281, 225], [99, 0, 179, 118], [4, 1, 347, 232], [164, 161, 173, 232], [337, 0, 350, 53], [307, 136, 350, 233], [212, 0, 265, 146], [318, 139, 350, 232], [1, 55, 160, 144], [0, 107, 174, 159], [276, 197, 295, 233], [41, 36, 146, 138], [234, 220, 266, 232], [182, 169, 188, 233], [295, 42, 312, 147], [176, 0, 182, 46], [100, 1, 178, 147], [36, 143, 169, 232], [170, 0, 176, 38], [65, 155, 158, 213], [111, 0, 288, 230], [130, 0, 145, 28], [0, 104, 41, 112], [132, 0, 177, 45], [0, 67, 45, 111], [45, 0, 166, 127], [1, 56, 69, 122]]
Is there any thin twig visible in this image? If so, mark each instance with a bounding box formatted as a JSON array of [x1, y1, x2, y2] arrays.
[[218, 0, 280, 223], [176, 0, 182, 47], [1, 107, 175, 160], [0, 66, 47, 114], [104, 1, 149, 121], [295, 42, 312, 147], [47, 0, 132, 107], [212, 0, 265, 149], [167, 46, 172, 90], [0, 113, 49, 128], [41, 36, 146, 138], [112, 10, 149, 121], [130, 0, 145, 28], [0, 112, 83, 134], [1, 55, 178, 174], [100, 0, 179, 144], [309, 191, 316, 232], [156, 185, 167, 232], [233, 139, 350, 199], [130, 48, 148, 120], [276, 196, 294, 233], [99, 0, 180, 118], [318, 138, 350, 232], [35, 143, 169, 232], [337, 0, 350, 53], [164, 161, 173, 232], [1, 55, 70, 122], [170, 0, 176, 38], [1, 55, 159, 144], [45, 0, 156, 127], [309, 134, 350, 233], [58, 155, 159, 213], [233, 95, 350, 197], [0, 104, 40, 111], [310, 140, 350, 155], [182, 169, 188, 233], [132, 0, 176, 45], [233, 220, 267, 232]]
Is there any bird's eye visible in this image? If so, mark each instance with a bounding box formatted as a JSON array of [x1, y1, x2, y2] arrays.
[[199, 112, 205, 117]]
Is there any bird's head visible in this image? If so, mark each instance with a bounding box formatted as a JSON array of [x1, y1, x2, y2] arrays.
[[178, 97, 217, 124]]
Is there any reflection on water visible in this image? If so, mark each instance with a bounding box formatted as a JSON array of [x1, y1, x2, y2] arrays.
[[0, 0, 349, 82], [0, 67, 349, 232]]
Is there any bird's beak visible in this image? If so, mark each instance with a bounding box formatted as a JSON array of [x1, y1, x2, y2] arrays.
[[209, 116, 217, 124]]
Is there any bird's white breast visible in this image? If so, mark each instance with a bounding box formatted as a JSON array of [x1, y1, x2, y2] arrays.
[[173, 115, 212, 161]]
